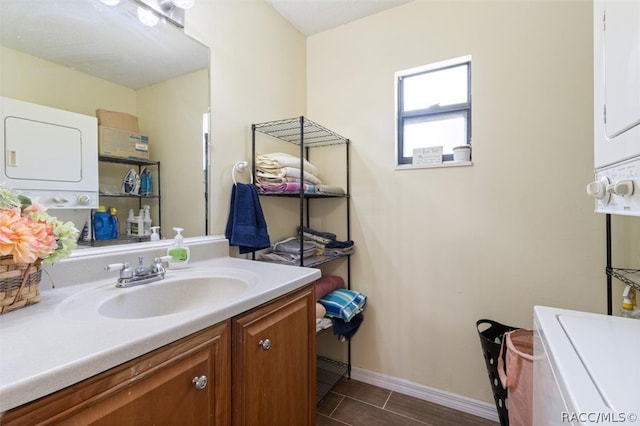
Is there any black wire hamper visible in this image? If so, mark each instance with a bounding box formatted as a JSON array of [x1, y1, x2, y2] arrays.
[[476, 319, 520, 426]]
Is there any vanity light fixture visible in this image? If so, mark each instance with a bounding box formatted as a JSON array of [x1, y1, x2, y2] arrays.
[[137, 5, 160, 26], [160, 0, 195, 10], [137, 0, 195, 28]]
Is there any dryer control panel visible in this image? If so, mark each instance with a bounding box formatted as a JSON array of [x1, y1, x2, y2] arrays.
[[588, 157, 640, 216]]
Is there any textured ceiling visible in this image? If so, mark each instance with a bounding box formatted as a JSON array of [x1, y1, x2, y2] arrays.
[[266, 0, 411, 36]]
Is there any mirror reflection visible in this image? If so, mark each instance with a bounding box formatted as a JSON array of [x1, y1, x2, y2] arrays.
[[0, 0, 210, 244]]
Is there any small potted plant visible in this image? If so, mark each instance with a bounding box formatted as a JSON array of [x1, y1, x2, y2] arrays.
[[452, 145, 472, 162], [0, 185, 79, 314]]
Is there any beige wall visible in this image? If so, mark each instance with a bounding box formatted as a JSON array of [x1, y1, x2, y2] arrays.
[[0, 46, 136, 116], [306, 0, 606, 403], [136, 69, 209, 237], [185, 0, 307, 239]]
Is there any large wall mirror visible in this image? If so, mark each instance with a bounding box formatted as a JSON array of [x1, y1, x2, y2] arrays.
[[0, 0, 210, 244]]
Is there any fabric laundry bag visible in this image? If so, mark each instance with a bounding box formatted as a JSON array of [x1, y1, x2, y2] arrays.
[[498, 329, 534, 426]]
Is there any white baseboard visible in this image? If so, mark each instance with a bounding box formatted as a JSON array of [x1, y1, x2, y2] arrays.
[[349, 366, 500, 423]]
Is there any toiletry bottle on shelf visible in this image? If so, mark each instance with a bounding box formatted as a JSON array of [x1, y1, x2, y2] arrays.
[[137, 209, 144, 237], [126, 209, 134, 236], [93, 206, 111, 240], [621, 286, 637, 318], [143, 205, 152, 235], [167, 227, 189, 269], [79, 221, 89, 242], [140, 167, 153, 196], [150, 226, 160, 241], [109, 207, 119, 239]]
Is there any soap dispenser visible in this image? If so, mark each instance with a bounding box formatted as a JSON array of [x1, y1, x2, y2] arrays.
[[167, 227, 189, 269], [150, 226, 160, 241]]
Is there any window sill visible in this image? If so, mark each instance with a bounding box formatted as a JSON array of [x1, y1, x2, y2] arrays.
[[395, 160, 473, 171]]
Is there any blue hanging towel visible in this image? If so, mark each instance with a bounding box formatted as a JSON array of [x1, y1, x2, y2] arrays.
[[225, 183, 271, 254]]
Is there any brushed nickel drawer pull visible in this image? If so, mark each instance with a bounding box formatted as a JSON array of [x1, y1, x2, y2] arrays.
[[192, 375, 208, 391], [258, 339, 271, 350]]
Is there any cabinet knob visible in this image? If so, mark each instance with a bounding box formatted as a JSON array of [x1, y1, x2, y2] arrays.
[[258, 339, 271, 350], [192, 375, 208, 391]]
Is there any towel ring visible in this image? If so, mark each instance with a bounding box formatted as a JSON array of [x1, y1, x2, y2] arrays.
[[232, 161, 253, 185]]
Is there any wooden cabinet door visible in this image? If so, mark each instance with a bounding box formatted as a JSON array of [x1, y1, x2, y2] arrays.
[[2, 321, 231, 426], [232, 284, 316, 426]]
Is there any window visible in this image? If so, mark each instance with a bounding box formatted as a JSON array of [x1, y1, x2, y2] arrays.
[[396, 56, 472, 166]]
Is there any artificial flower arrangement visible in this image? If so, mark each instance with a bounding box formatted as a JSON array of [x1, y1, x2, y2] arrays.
[[0, 184, 79, 314], [0, 185, 79, 265]]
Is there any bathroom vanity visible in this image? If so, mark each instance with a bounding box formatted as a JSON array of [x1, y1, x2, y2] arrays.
[[0, 236, 319, 425]]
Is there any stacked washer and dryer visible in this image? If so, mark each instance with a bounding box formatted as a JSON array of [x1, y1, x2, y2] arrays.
[[534, 1, 640, 425]]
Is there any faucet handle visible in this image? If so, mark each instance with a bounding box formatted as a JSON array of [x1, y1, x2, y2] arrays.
[[105, 262, 134, 280], [151, 256, 171, 274]]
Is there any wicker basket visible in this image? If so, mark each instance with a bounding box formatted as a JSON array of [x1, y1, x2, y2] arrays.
[[0, 255, 42, 314]]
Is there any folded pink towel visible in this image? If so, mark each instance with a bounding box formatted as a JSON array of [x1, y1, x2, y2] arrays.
[[315, 275, 345, 300]]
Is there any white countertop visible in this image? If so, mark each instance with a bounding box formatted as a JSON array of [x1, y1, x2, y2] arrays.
[[0, 237, 320, 413]]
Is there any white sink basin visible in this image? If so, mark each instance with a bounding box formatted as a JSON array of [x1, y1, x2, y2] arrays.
[[57, 268, 258, 320], [99, 276, 249, 319]]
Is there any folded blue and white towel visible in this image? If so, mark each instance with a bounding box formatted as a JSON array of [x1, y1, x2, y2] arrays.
[[319, 289, 367, 323]]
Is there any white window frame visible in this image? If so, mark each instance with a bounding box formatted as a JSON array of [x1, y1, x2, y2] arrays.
[[395, 55, 472, 169]]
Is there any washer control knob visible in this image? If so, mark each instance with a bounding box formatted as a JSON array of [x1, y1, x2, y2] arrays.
[[609, 180, 634, 197], [586, 176, 610, 203], [76, 194, 91, 205]]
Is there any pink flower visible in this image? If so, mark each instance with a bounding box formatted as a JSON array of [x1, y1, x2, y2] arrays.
[[22, 202, 47, 214], [0, 208, 57, 264]]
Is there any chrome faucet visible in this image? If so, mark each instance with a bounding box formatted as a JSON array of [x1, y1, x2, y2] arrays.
[[105, 256, 170, 288]]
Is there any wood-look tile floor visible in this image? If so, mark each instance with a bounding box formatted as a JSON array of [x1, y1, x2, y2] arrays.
[[317, 378, 499, 426]]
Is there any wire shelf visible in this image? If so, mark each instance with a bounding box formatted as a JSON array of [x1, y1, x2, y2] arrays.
[[607, 268, 640, 291], [317, 356, 349, 404], [259, 253, 351, 268], [257, 191, 348, 199], [253, 117, 349, 147]]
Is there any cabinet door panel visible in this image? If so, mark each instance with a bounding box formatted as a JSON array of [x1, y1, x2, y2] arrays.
[[232, 285, 315, 426], [88, 350, 211, 426]]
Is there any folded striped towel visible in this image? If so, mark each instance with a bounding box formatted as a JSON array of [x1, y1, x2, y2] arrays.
[[319, 289, 367, 323]]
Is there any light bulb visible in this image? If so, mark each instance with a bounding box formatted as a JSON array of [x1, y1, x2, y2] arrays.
[[172, 0, 195, 9], [100, 0, 120, 5], [137, 6, 159, 26]]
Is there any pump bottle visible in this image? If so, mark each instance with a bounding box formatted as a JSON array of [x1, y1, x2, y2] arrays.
[[167, 227, 190, 268]]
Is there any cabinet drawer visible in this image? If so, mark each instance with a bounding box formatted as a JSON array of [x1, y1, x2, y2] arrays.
[[2, 321, 230, 426]]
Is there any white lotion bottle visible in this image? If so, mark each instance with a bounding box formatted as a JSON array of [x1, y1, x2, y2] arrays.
[[150, 226, 160, 241], [167, 227, 190, 269]]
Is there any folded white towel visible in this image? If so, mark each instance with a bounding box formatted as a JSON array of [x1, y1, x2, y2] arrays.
[[257, 167, 321, 185], [256, 152, 319, 177], [315, 185, 345, 195]]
